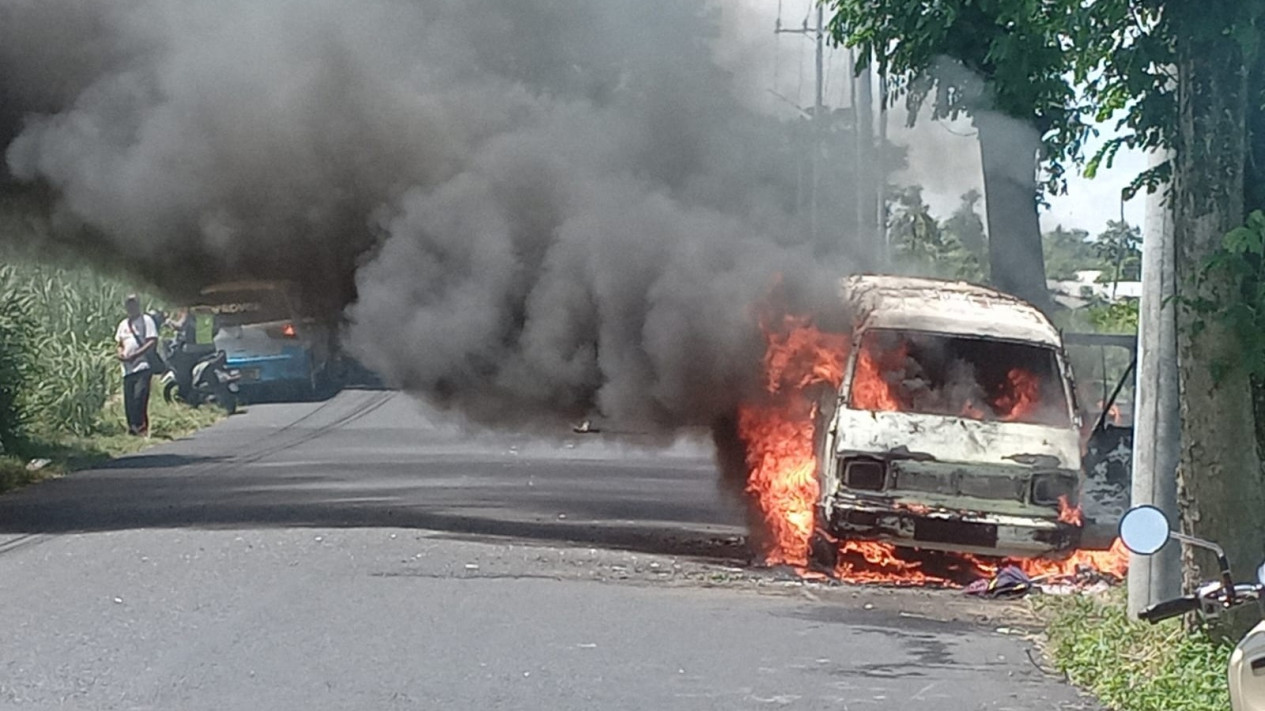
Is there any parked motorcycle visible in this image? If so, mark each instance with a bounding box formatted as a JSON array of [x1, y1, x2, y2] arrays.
[[157, 329, 240, 415], [1119, 505, 1265, 710]]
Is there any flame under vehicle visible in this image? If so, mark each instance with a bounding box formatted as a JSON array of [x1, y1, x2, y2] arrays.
[[811, 275, 1095, 561]]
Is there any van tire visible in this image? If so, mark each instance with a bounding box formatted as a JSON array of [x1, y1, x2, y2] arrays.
[[808, 529, 838, 574]]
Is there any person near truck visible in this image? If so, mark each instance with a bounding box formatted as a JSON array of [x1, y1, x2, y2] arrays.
[[115, 294, 158, 436]]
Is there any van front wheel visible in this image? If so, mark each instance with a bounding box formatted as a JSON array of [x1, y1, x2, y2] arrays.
[[808, 528, 838, 574]]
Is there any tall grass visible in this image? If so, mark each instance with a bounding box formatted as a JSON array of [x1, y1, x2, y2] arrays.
[[0, 273, 39, 453], [0, 259, 150, 440]]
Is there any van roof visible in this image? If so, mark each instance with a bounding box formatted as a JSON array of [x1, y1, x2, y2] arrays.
[[840, 274, 1062, 347]]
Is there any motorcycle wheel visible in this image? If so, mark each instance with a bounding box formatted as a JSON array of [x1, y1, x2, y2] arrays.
[[163, 380, 182, 404], [211, 385, 238, 416]]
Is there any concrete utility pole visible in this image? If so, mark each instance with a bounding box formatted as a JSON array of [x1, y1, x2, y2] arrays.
[[877, 71, 889, 266], [776, 2, 826, 246], [1128, 147, 1183, 617], [812, 1, 824, 245], [854, 52, 877, 267]]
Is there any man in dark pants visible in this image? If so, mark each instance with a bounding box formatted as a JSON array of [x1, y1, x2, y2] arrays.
[[115, 295, 158, 436]]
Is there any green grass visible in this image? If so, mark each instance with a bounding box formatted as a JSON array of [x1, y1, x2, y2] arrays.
[[0, 389, 225, 496], [1035, 590, 1232, 711], [0, 455, 57, 493]]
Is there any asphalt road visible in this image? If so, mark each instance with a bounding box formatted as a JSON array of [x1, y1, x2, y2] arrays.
[[0, 389, 1097, 710]]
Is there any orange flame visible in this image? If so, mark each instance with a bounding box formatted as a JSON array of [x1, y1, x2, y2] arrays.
[[739, 400, 821, 566], [1057, 495, 1084, 526], [997, 367, 1041, 422], [738, 310, 1129, 588], [1015, 539, 1130, 580], [738, 313, 847, 565], [851, 344, 902, 411]]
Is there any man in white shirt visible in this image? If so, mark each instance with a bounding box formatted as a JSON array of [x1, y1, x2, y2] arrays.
[[115, 294, 158, 436]]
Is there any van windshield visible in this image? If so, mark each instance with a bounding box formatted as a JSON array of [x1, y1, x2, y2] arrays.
[[200, 289, 293, 327], [848, 329, 1072, 427]]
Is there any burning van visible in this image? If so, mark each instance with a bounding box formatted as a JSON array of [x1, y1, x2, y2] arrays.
[[811, 275, 1085, 560]]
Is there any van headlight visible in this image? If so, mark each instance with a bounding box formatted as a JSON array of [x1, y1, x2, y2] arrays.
[[1030, 472, 1076, 506], [843, 459, 886, 492]]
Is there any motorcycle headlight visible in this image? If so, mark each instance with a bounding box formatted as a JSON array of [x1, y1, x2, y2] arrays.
[[1030, 472, 1077, 506]]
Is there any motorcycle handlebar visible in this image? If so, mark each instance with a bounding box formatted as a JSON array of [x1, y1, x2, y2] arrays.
[[1138, 596, 1201, 624]]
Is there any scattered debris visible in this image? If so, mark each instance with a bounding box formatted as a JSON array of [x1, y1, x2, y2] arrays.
[[25, 458, 51, 471], [965, 562, 1123, 599], [965, 566, 1033, 599]]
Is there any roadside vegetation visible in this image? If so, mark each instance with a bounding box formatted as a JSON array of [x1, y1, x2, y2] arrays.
[[0, 254, 221, 494], [1037, 592, 1231, 711], [886, 185, 1141, 338]]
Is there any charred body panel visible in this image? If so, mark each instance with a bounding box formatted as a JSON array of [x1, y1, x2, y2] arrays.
[[824, 500, 1080, 557], [822, 457, 1081, 556], [819, 275, 1085, 558]]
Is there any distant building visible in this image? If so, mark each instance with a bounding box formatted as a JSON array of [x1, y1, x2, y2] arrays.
[[1048, 270, 1141, 309]]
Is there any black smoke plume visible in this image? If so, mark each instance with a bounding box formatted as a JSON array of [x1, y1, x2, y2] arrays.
[[1, 0, 859, 430]]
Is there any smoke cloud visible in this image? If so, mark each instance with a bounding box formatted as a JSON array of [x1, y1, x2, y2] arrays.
[[0, 0, 859, 430]]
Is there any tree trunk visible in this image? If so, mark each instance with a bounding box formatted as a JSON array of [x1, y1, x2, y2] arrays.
[[1244, 27, 1265, 465], [1172, 16, 1265, 639], [974, 112, 1050, 310]]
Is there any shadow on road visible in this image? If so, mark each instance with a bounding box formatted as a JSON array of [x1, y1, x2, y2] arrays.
[[95, 453, 227, 470], [0, 453, 750, 564]]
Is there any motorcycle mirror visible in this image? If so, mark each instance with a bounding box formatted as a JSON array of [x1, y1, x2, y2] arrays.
[[1118, 505, 1172, 556]]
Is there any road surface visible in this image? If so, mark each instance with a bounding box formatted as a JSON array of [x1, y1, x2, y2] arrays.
[[0, 390, 1097, 710]]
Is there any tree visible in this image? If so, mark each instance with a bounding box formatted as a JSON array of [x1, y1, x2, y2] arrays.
[[1072, 0, 1265, 633], [887, 185, 985, 282], [887, 185, 941, 270], [827, 0, 1094, 310], [1093, 220, 1142, 294], [1042, 226, 1097, 281], [1167, 1, 1265, 623], [941, 189, 988, 279]]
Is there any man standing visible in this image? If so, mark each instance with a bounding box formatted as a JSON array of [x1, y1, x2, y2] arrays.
[[115, 295, 158, 436]]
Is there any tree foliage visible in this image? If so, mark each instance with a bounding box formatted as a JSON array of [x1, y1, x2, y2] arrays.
[[887, 186, 986, 281], [1095, 220, 1143, 286], [1043, 226, 1098, 281], [941, 189, 988, 277], [827, 0, 1096, 194]]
